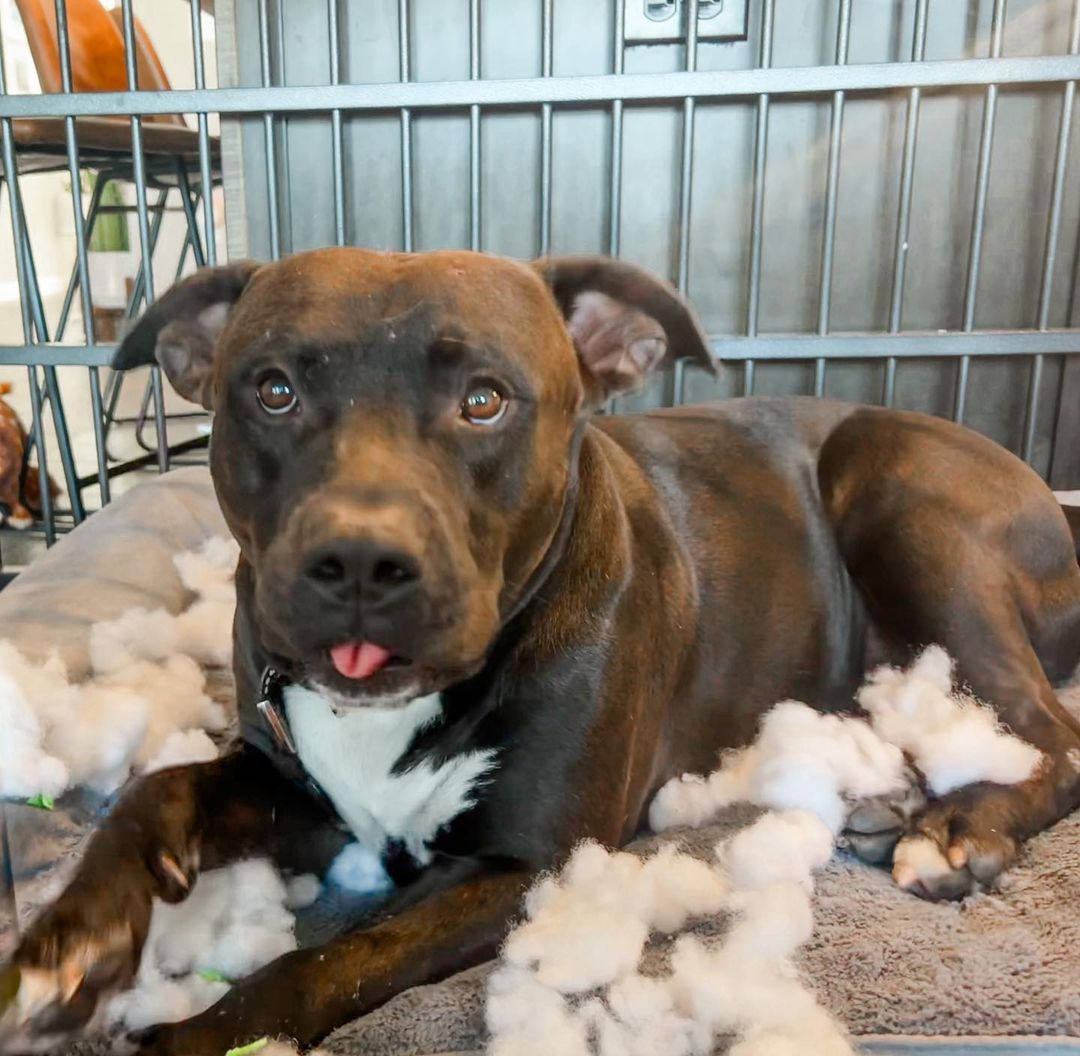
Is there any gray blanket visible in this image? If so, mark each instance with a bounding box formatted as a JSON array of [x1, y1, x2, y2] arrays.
[[3, 467, 1080, 1055], [317, 809, 1080, 1055]]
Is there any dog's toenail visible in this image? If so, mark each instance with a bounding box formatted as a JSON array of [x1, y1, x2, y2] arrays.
[[893, 864, 917, 887], [159, 853, 189, 890]]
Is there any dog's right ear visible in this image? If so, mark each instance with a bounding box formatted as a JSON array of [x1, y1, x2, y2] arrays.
[[112, 261, 261, 410]]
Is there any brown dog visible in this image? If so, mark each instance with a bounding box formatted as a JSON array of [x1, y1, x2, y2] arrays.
[[2, 249, 1079, 1055]]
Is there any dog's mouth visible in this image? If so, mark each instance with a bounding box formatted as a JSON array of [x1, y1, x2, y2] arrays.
[[303, 640, 425, 706], [329, 641, 404, 681]]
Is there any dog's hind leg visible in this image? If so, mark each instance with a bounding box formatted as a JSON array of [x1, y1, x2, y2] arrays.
[[0, 747, 340, 1051], [819, 410, 1080, 900]]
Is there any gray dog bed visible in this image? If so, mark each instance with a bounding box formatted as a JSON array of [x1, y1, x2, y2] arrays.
[[2, 467, 1079, 1055]]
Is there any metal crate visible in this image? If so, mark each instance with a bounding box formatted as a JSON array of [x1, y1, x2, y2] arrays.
[[2, 0, 1080, 553]]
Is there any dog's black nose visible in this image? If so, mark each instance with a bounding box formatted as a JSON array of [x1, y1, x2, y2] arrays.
[[303, 538, 421, 606]]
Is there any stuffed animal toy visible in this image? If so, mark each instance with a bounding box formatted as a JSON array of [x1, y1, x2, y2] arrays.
[[0, 382, 60, 530]]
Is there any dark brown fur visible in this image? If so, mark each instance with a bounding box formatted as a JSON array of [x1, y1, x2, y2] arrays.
[[3, 250, 1079, 1055]]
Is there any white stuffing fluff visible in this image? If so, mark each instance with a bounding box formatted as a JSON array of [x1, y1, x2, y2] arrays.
[[143, 728, 220, 775], [488, 647, 1044, 1056], [325, 840, 394, 895], [284, 872, 323, 910], [650, 702, 909, 836], [857, 645, 1043, 794], [0, 544, 1045, 1056], [0, 537, 238, 798], [105, 858, 301, 1032]]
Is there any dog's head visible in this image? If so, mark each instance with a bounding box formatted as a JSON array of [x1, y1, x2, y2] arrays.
[[115, 249, 714, 706]]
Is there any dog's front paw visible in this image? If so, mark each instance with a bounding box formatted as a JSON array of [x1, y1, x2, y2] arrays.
[[0, 843, 199, 1053], [891, 783, 1020, 901], [0, 917, 143, 1052]]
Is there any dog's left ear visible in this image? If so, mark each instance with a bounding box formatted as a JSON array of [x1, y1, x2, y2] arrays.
[[534, 256, 717, 405], [111, 260, 262, 410]]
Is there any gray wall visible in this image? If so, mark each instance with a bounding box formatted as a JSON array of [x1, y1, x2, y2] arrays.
[[219, 0, 1080, 484]]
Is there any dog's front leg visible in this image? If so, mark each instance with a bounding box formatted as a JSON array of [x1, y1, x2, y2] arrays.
[[0, 747, 328, 1050], [135, 862, 530, 1056]]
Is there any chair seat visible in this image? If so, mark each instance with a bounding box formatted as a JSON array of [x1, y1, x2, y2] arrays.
[[11, 115, 219, 164]]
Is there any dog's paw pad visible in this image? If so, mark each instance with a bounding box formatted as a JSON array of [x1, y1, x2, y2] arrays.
[[844, 801, 904, 864]]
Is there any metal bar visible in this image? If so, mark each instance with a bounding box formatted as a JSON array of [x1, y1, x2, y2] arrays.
[[87, 366, 111, 507], [133, 224, 196, 454], [0, 802, 16, 947], [125, 189, 169, 318], [274, 0, 292, 254], [1022, 0, 1080, 463], [191, 0, 217, 264], [743, 360, 755, 395], [2, 328, 1079, 369], [539, 0, 554, 256], [399, 0, 413, 251], [675, 0, 700, 294], [469, 0, 481, 250], [0, 346, 125, 367], [711, 330, 1080, 360], [42, 367, 83, 522], [884, 0, 930, 407], [103, 182, 169, 468], [77, 435, 209, 485], [119, 0, 167, 472], [257, 0, 281, 259], [25, 367, 55, 544], [53, 175, 106, 342], [814, 0, 853, 396], [177, 167, 206, 267], [955, 0, 1007, 424], [746, 0, 776, 338], [607, 0, 626, 257], [5, 57, 1080, 118], [328, 0, 346, 246], [10, 175, 84, 524]]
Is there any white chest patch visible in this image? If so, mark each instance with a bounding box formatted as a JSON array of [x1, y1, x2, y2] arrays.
[[283, 686, 498, 865]]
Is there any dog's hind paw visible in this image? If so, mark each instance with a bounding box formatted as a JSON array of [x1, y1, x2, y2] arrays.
[[890, 783, 1020, 901]]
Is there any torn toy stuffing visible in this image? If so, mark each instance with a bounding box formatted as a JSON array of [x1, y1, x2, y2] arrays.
[[0, 537, 238, 799], [105, 858, 320, 1033], [488, 647, 1043, 1056]]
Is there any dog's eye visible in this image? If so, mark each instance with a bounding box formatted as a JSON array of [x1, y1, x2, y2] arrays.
[[460, 385, 506, 425], [256, 372, 298, 416]]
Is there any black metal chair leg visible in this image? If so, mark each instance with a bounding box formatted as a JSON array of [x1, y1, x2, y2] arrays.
[[11, 179, 84, 524]]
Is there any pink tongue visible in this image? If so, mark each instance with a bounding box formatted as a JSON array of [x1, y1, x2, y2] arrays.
[[330, 642, 393, 680]]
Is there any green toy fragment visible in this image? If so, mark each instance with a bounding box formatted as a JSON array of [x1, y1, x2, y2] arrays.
[[25, 794, 54, 810], [197, 968, 231, 984], [225, 1038, 269, 1056]]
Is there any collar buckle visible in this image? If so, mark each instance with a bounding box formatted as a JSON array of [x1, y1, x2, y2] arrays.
[[256, 666, 297, 755]]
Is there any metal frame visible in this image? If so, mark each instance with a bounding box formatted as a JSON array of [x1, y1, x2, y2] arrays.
[[0, 0, 221, 551], [0, 0, 1078, 549], [3, 56, 1080, 118]]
